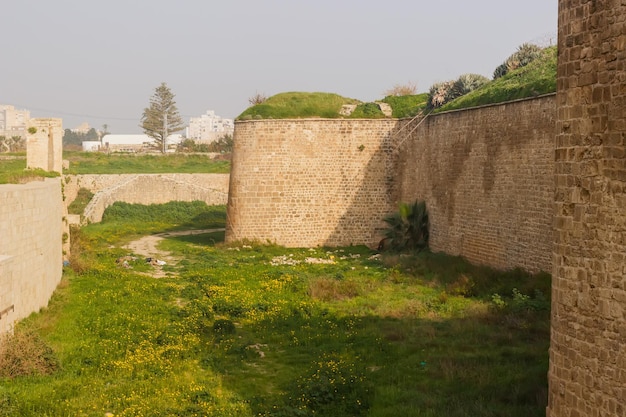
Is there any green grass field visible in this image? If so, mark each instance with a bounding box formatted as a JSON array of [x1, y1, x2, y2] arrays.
[[63, 152, 230, 175], [0, 153, 230, 184], [1, 203, 551, 417], [0, 155, 60, 184]]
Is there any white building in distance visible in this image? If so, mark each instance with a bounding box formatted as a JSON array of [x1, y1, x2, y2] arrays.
[[186, 110, 233, 143], [89, 134, 183, 152], [0, 105, 30, 138]]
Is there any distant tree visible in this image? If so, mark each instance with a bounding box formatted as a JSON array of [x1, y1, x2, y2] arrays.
[[248, 92, 267, 106], [62, 129, 83, 147], [207, 134, 233, 153], [384, 82, 418, 97], [0, 135, 25, 153], [177, 134, 233, 154], [10, 136, 24, 152], [85, 128, 99, 141], [141, 82, 185, 153], [100, 124, 110, 139]]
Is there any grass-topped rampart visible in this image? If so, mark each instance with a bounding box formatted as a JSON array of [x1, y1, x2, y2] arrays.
[[238, 44, 556, 120], [237, 92, 429, 120], [238, 92, 359, 120], [436, 46, 557, 112]]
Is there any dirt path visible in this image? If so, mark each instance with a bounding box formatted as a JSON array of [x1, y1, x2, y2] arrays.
[[123, 228, 224, 278]]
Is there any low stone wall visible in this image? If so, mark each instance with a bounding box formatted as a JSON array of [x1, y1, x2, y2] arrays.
[[0, 179, 63, 335], [64, 174, 230, 223]]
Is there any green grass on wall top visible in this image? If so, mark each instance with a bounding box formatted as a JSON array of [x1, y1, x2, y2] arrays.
[[437, 46, 557, 112], [237, 92, 360, 120]]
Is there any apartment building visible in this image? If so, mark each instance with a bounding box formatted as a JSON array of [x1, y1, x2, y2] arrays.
[[186, 110, 233, 143], [0, 105, 30, 137]]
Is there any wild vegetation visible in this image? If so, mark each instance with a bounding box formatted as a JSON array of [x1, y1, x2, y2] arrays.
[[493, 43, 545, 80], [67, 187, 95, 215], [237, 92, 360, 120], [380, 200, 430, 252], [437, 46, 557, 112], [426, 74, 490, 110], [380, 93, 428, 118], [177, 134, 233, 154], [63, 127, 102, 150], [0, 156, 60, 184], [1, 202, 551, 416], [238, 44, 556, 120], [0, 136, 25, 153], [62, 151, 230, 175], [0, 152, 229, 183]]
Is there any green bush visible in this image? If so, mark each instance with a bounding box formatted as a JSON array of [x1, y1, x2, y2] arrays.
[[439, 46, 557, 112], [452, 73, 490, 97], [380, 200, 429, 252], [349, 102, 385, 118], [427, 80, 456, 109], [493, 43, 544, 80], [101, 201, 226, 227], [67, 187, 94, 215], [427, 74, 490, 110]]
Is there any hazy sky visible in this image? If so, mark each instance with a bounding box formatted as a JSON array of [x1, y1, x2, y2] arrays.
[[1, 1, 557, 134]]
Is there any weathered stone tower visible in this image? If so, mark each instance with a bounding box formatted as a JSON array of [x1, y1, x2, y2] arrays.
[[549, 1, 626, 416], [26, 118, 63, 173]]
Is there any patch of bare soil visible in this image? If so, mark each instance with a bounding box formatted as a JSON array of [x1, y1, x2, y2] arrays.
[[123, 228, 223, 278]]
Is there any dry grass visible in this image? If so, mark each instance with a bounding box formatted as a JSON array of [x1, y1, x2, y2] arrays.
[[67, 225, 90, 274], [0, 329, 59, 378], [309, 277, 359, 301]]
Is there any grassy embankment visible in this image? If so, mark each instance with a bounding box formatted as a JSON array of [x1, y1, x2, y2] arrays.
[[0, 152, 229, 184], [237, 46, 557, 121], [0, 153, 59, 184], [62, 151, 230, 175], [237, 92, 429, 120], [436, 46, 557, 112], [1, 202, 551, 417]]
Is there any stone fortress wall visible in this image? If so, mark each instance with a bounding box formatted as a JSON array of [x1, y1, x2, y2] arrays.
[[226, 119, 400, 248], [63, 174, 230, 224], [0, 119, 65, 335], [226, 95, 556, 273], [4, 1, 625, 411], [397, 96, 556, 273], [0, 179, 63, 335], [548, 1, 626, 416]]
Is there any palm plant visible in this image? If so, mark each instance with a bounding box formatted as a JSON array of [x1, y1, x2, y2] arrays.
[[380, 201, 429, 252]]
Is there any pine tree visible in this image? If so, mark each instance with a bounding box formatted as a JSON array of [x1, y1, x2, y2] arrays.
[[141, 82, 184, 153]]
